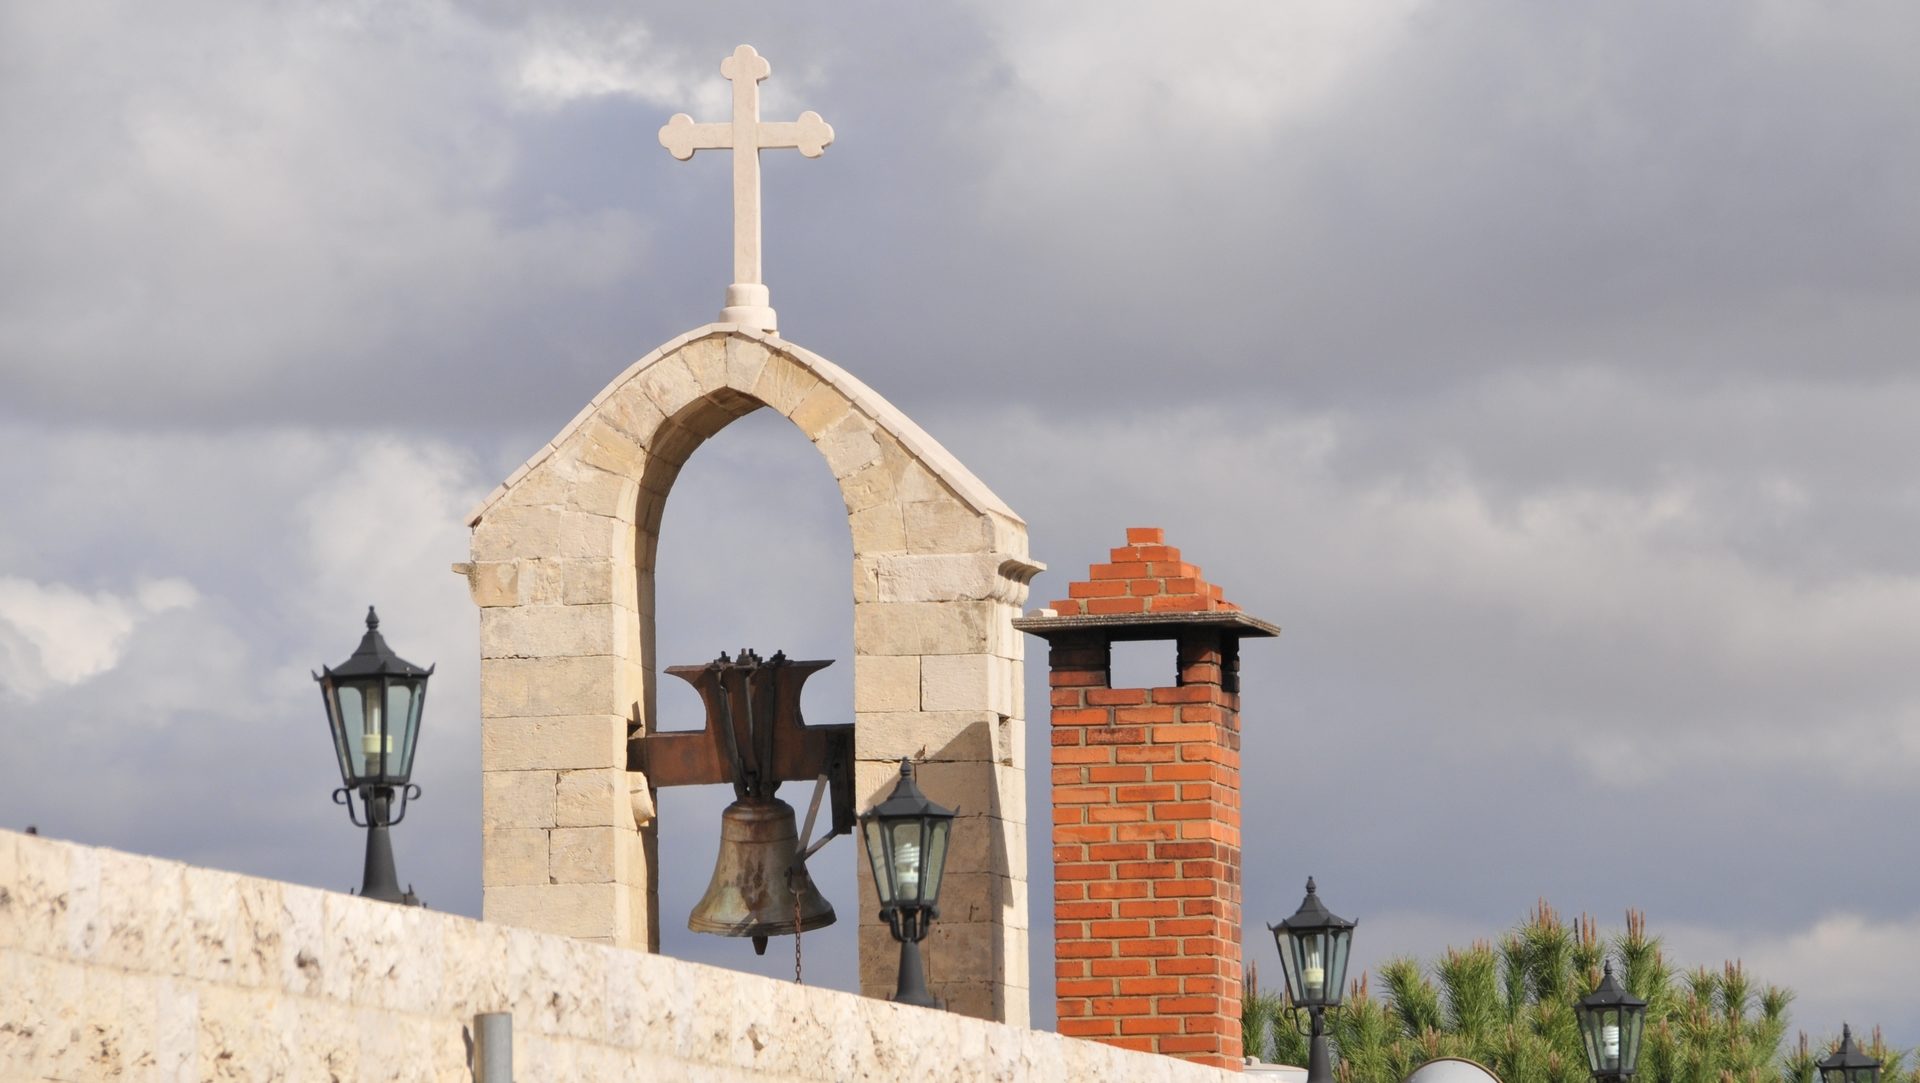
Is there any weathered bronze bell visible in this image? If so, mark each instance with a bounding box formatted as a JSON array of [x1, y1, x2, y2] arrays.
[[688, 796, 835, 950]]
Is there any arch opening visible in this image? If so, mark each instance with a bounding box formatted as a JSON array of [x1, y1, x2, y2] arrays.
[[650, 406, 858, 989]]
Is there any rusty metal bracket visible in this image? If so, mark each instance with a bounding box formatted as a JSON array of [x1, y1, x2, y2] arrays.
[[632, 649, 855, 839]]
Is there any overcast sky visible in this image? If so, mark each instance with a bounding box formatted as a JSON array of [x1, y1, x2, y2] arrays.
[[5, 0, 1920, 1048]]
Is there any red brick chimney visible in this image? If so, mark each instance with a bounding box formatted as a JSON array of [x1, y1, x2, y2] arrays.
[[1015, 528, 1279, 1070]]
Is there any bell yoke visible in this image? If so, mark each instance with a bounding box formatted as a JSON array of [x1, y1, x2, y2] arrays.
[[639, 649, 856, 953]]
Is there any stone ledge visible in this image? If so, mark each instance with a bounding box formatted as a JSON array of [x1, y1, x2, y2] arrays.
[[0, 829, 1236, 1082]]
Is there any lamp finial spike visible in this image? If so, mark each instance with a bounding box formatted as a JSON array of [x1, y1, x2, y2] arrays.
[[1305, 876, 1317, 895], [366, 606, 379, 631]]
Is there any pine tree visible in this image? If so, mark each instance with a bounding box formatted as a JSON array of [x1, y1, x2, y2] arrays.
[[1242, 903, 1907, 1083]]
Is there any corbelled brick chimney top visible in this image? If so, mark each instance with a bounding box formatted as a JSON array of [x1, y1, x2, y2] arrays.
[[1044, 526, 1247, 618], [1016, 528, 1278, 1071]]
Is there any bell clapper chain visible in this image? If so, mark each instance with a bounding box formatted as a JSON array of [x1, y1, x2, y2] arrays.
[[793, 871, 805, 984]]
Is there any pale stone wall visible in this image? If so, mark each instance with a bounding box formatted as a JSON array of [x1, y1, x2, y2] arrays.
[[461, 325, 1042, 1023], [0, 831, 1236, 1083]]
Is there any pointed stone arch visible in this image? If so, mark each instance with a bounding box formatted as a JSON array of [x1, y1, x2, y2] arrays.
[[463, 325, 1040, 1022]]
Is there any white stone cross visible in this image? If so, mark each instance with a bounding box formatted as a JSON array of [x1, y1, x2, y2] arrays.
[[660, 44, 833, 334]]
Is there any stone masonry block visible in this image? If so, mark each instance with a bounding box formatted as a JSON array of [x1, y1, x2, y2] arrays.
[[891, 458, 949, 505], [848, 502, 907, 554], [0, 831, 60, 955], [485, 883, 621, 940], [482, 714, 627, 772], [679, 335, 728, 392], [836, 438, 913, 515], [925, 919, 1004, 984], [466, 561, 521, 607], [550, 827, 624, 884], [816, 414, 883, 479], [471, 504, 626, 562], [484, 827, 550, 887], [86, 846, 186, 975], [753, 356, 824, 416], [506, 455, 575, 507], [855, 710, 1002, 764], [180, 864, 279, 988], [921, 654, 1003, 713], [853, 601, 995, 657], [482, 655, 624, 717], [936, 871, 1014, 927], [725, 335, 771, 389], [567, 458, 643, 519], [904, 500, 991, 554], [573, 558, 636, 606], [852, 654, 919, 713], [636, 354, 704, 416], [513, 557, 636, 607], [277, 882, 327, 1000], [789, 383, 853, 439], [556, 767, 632, 829], [481, 603, 628, 660], [483, 770, 557, 829], [915, 761, 1022, 824], [862, 553, 1001, 604], [597, 381, 669, 449]]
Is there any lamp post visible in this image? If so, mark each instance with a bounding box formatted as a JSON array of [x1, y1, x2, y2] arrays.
[[859, 758, 954, 1009], [1270, 878, 1356, 1083], [314, 607, 433, 905], [1575, 960, 1648, 1083], [1817, 1026, 1882, 1083]]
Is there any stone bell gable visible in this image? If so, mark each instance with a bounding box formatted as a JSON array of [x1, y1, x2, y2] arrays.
[[460, 324, 1041, 1023]]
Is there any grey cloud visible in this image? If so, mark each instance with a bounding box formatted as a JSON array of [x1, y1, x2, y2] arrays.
[[6, 0, 1920, 1050]]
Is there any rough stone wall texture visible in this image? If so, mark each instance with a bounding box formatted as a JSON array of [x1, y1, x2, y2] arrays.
[[1040, 529, 1249, 1069], [461, 325, 1040, 1024], [0, 831, 1237, 1083]]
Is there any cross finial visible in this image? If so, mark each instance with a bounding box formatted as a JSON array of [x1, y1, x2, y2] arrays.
[[659, 44, 833, 334]]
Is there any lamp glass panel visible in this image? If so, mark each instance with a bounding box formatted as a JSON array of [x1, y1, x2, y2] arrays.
[[323, 680, 352, 782], [336, 683, 371, 780], [1621, 1005, 1645, 1074], [384, 681, 416, 779], [863, 818, 894, 905], [1273, 927, 1303, 1005], [888, 818, 926, 906], [1579, 1008, 1603, 1074], [1598, 1008, 1623, 1071], [1326, 927, 1352, 1004], [921, 817, 949, 905]]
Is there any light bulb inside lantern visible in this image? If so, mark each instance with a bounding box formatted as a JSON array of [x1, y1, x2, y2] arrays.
[[361, 695, 387, 766], [893, 837, 921, 899], [1304, 943, 1325, 998], [1602, 1022, 1621, 1065]]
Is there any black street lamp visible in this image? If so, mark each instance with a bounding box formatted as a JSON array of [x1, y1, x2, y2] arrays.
[[1576, 960, 1648, 1083], [859, 758, 954, 1009], [314, 607, 432, 905], [1818, 1026, 1882, 1083], [1270, 877, 1356, 1083]]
